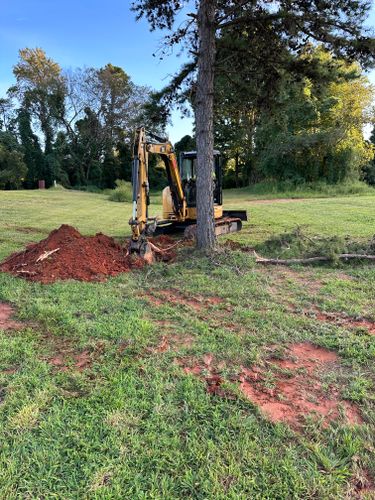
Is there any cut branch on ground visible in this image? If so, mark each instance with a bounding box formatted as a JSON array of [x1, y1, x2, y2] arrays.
[[254, 251, 375, 266]]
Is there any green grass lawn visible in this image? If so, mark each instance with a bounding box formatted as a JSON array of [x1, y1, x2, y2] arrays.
[[0, 188, 374, 498]]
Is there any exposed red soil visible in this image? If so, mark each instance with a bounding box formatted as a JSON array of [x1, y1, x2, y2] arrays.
[[148, 235, 180, 262], [43, 333, 105, 372], [0, 225, 177, 283], [0, 302, 23, 330], [309, 307, 375, 335], [147, 332, 195, 354], [177, 343, 362, 430], [264, 265, 375, 335], [239, 343, 362, 428], [175, 353, 233, 398], [49, 349, 92, 372]]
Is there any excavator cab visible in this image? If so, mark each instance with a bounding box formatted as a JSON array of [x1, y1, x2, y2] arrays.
[[161, 150, 226, 223], [179, 151, 223, 208]]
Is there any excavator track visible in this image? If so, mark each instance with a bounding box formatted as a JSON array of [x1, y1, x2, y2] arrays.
[[183, 217, 242, 240]]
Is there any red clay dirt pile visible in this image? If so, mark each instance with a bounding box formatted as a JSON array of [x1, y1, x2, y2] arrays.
[[0, 224, 176, 284]]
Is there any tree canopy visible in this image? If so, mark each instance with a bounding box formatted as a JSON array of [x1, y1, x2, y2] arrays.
[[132, 0, 375, 249], [0, 48, 159, 189]]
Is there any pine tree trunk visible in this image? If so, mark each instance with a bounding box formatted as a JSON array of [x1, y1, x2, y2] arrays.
[[195, 0, 217, 251]]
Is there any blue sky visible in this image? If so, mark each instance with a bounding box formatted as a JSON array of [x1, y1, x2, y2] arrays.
[[1, 0, 374, 142]]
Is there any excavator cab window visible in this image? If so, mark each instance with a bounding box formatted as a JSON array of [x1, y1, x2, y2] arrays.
[[179, 151, 222, 208]]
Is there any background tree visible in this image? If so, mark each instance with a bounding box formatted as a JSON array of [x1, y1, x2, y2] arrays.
[[55, 64, 155, 188], [132, 0, 375, 250], [364, 126, 375, 185], [17, 109, 45, 188], [255, 48, 374, 183], [0, 97, 17, 132], [12, 48, 66, 185], [0, 131, 27, 189], [174, 134, 196, 158]]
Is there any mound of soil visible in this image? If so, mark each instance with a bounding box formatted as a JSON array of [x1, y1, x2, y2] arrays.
[[0, 224, 155, 283]]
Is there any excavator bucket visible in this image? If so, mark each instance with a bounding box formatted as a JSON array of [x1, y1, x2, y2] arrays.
[[129, 236, 154, 264]]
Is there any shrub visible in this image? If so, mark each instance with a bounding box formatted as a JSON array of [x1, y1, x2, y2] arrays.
[[48, 183, 66, 190], [108, 179, 133, 202]]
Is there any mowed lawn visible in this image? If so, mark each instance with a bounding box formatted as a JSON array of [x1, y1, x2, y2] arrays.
[[0, 188, 375, 498]]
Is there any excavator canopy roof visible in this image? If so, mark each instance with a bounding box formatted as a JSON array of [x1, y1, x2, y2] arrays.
[[182, 150, 220, 158]]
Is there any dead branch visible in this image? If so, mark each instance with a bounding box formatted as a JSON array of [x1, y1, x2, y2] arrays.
[[254, 251, 375, 266], [36, 248, 60, 263]]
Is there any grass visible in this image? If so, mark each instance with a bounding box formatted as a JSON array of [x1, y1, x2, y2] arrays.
[[0, 187, 374, 498], [225, 179, 375, 200]]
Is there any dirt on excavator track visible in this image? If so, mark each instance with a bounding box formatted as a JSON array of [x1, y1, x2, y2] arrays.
[[0, 225, 178, 284]]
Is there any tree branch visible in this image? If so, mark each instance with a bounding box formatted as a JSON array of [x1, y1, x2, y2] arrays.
[[254, 251, 375, 265]]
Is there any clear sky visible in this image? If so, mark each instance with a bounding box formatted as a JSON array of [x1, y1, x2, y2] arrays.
[[1, 0, 374, 143]]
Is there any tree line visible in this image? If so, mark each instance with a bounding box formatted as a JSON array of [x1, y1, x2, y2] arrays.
[[0, 48, 164, 190], [0, 43, 374, 192], [216, 45, 374, 187]]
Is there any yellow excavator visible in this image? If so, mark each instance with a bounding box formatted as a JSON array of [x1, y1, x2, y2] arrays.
[[129, 127, 247, 257]]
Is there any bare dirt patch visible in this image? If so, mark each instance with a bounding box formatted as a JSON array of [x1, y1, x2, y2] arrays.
[[42, 333, 104, 372], [49, 349, 92, 372], [147, 332, 195, 354], [177, 343, 362, 430], [306, 306, 375, 335], [175, 354, 232, 398], [261, 265, 323, 299], [143, 288, 225, 311], [239, 343, 362, 428], [261, 266, 375, 335], [0, 302, 24, 330]]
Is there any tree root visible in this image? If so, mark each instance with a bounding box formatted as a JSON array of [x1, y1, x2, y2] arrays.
[[147, 240, 182, 254]]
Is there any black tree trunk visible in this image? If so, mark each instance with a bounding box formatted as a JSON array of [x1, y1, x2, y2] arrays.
[[195, 0, 217, 250]]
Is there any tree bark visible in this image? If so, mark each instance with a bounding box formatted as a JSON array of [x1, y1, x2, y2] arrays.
[[195, 0, 217, 251]]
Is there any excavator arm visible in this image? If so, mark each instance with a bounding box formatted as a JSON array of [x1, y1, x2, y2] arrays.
[[129, 127, 186, 256]]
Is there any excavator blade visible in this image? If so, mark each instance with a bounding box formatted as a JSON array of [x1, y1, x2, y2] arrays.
[[214, 217, 243, 236], [183, 217, 242, 240]]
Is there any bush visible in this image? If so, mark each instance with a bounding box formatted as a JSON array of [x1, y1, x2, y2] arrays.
[[74, 184, 104, 193], [0, 132, 28, 189], [48, 183, 66, 190], [225, 179, 375, 199], [108, 179, 133, 202]]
